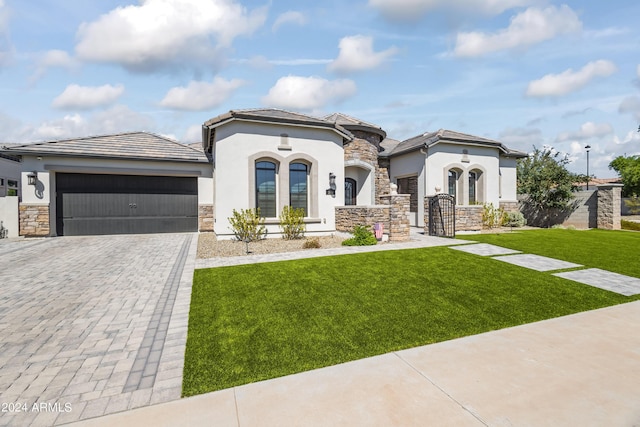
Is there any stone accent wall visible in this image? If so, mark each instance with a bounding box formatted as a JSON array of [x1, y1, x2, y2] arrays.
[[344, 137, 391, 205], [335, 206, 389, 232], [455, 206, 483, 231], [19, 204, 50, 237], [380, 194, 410, 241], [597, 184, 622, 230], [519, 192, 598, 229], [499, 201, 519, 214], [344, 138, 378, 167], [350, 130, 382, 151], [198, 204, 214, 232]]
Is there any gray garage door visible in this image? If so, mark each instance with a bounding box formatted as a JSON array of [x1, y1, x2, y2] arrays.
[[56, 173, 198, 236]]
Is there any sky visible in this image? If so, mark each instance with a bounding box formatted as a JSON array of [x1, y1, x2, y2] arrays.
[[0, 0, 639, 178]]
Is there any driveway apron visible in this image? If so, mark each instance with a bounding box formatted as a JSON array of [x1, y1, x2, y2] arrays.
[[0, 233, 197, 427]]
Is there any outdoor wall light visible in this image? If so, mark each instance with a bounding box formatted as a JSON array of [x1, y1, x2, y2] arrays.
[[27, 171, 38, 186], [326, 172, 336, 197]]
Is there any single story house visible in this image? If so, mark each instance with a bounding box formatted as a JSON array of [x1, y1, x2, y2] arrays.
[[2, 108, 525, 238], [0, 148, 21, 198]]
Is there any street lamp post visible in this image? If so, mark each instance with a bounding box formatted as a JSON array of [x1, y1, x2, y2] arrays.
[[585, 145, 591, 190]]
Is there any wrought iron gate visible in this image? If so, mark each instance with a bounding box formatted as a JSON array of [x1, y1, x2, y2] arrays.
[[428, 194, 455, 238]]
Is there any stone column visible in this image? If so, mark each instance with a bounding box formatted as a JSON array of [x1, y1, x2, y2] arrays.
[[19, 204, 50, 237], [198, 204, 214, 232], [381, 194, 410, 241], [597, 184, 623, 230]]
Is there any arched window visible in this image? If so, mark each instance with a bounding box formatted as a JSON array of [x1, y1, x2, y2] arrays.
[[469, 171, 477, 204], [448, 170, 458, 201], [256, 161, 277, 217], [345, 178, 357, 205], [289, 162, 308, 216]]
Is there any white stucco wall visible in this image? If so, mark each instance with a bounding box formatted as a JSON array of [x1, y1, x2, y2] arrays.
[[0, 157, 21, 197], [499, 157, 518, 202], [345, 165, 373, 205], [19, 155, 212, 236], [388, 151, 425, 226], [0, 196, 18, 238], [213, 120, 345, 238]]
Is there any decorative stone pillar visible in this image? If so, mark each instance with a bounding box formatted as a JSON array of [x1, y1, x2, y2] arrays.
[[19, 204, 50, 237], [198, 204, 214, 232], [597, 184, 623, 230], [380, 194, 410, 241]]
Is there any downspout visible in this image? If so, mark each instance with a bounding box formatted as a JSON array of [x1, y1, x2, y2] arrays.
[[420, 146, 428, 228]]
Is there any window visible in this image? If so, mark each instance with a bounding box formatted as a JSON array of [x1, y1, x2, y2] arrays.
[[345, 178, 357, 205], [7, 180, 18, 188], [469, 171, 477, 204], [448, 170, 457, 200], [256, 161, 277, 217], [289, 162, 308, 216], [397, 176, 418, 212]]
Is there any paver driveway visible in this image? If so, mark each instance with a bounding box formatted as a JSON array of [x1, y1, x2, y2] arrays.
[[0, 233, 197, 427]]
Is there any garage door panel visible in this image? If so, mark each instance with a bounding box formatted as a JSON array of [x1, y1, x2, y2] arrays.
[[56, 173, 198, 236]]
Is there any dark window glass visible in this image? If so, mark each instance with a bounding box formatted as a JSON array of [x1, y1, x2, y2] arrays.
[[448, 170, 457, 199], [345, 178, 356, 206], [256, 161, 276, 217], [289, 163, 308, 216], [469, 171, 477, 204]]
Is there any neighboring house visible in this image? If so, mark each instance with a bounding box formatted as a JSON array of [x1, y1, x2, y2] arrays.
[[1, 108, 525, 238]]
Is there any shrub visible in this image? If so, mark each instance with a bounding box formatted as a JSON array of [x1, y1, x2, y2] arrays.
[[302, 237, 321, 249], [482, 203, 504, 228], [501, 211, 526, 228], [622, 220, 640, 231], [342, 225, 378, 246], [551, 224, 565, 229], [279, 206, 306, 240], [228, 208, 267, 241]]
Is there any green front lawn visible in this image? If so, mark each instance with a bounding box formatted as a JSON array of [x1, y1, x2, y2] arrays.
[[183, 232, 640, 396], [460, 229, 640, 278]]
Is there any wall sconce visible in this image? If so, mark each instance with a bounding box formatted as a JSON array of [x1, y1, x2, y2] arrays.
[[27, 171, 38, 186], [326, 172, 336, 197]]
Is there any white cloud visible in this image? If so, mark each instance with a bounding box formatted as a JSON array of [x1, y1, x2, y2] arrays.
[[368, 0, 536, 22], [454, 5, 581, 58], [619, 96, 640, 121], [556, 122, 614, 142], [262, 76, 357, 110], [328, 35, 398, 74], [526, 60, 617, 97], [637, 64, 640, 78], [499, 127, 543, 150], [52, 84, 125, 110], [183, 124, 203, 143], [159, 77, 245, 111], [75, 0, 267, 72], [272, 11, 306, 32], [31, 50, 80, 82]]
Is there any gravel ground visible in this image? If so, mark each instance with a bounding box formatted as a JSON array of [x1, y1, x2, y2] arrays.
[[197, 233, 347, 259]]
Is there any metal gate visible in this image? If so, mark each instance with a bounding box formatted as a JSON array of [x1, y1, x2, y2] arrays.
[[428, 194, 455, 238]]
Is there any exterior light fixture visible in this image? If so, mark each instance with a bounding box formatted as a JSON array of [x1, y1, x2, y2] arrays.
[[585, 145, 591, 190], [326, 172, 336, 197], [27, 171, 38, 186]]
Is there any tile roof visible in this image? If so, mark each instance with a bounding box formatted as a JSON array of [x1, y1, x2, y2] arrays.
[[0, 132, 209, 163], [323, 112, 387, 139], [381, 129, 526, 158], [204, 108, 353, 140]]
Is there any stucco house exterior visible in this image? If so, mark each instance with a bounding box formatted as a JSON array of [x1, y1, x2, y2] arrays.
[[2, 108, 524, 238], [0, 149, 21, 198]]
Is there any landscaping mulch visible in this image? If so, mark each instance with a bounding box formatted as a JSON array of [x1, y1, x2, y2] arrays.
[[197, 233, 346, 259]]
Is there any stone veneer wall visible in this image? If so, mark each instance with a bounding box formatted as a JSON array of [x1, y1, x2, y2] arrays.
[[455, 206, 483, 231], [499, 201, 519, 213], [19, 204, 50, 237], [198, 204, 214, 232], [380, 194, 410, 241], [344, 137, 391, 205], [335, 206, 389, 232], [597, 184, 622, 230]]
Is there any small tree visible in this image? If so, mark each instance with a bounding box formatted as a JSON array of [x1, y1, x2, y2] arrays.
[[517, 146, 584, 225], [609, 155, 640, 197], [279, 206, 305, 240], [228, 208, 267, 241]]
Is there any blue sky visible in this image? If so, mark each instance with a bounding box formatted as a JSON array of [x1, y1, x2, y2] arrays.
[[0, 0, 638, 177]]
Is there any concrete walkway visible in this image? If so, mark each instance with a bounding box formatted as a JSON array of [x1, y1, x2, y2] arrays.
[[69, 301, 640, 427]]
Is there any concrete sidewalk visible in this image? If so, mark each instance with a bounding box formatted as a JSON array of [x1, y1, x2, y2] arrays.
[[69, 301, 640, 427]]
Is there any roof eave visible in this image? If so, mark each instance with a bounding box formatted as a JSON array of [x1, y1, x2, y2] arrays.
[[5, 150, 210, 164]]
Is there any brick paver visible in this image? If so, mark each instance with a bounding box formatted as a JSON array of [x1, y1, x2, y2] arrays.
[[554, 268, 640, 296], [0, 233, 197, 427]]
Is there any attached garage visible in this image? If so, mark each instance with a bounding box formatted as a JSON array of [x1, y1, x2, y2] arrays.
[[56, 173, 198, 236]]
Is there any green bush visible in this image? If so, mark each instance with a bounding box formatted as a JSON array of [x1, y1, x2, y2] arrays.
[[302, 237, 321, 249], [501, 211, 526, 227], [228, 208, 267, 241], [482, 203, 505, 228], [551, 224, 565, 229], [279, 206, 306, 240], [622, 220, 640, 231], [342, 225, 378, 246]]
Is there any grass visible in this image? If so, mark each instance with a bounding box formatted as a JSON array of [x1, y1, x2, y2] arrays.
[[459, 228, 640, 278], [183, 235, 640, 397], [622, 219, 640, 232]]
